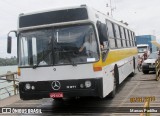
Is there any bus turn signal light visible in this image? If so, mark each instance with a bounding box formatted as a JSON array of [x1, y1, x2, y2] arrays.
[[93, 66, 102, 72], [18, 68, 21, 76]]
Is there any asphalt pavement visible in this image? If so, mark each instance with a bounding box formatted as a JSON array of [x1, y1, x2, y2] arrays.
[[3, 70, 160, 116]]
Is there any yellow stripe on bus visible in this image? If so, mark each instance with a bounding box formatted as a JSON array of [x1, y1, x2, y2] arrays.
[[93, 47, 138, 67]]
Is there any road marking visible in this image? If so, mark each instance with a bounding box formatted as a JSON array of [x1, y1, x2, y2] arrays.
[[118, 81, 140, 107]]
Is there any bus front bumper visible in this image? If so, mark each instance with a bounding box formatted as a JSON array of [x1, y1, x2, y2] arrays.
[[19, 78, 103, 100]]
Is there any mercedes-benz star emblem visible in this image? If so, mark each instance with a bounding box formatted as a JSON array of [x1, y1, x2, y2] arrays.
[[51, 81, 61, 90]]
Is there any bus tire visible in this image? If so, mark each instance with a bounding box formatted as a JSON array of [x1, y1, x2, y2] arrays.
[[109, 65, 119, 98]]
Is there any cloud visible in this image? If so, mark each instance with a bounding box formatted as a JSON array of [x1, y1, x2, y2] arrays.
[[1, 0, 160, 58], [114, 0, 160, 37], [0, 0, 108, 57]]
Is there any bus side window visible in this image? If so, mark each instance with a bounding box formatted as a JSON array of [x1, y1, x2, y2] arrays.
[[96, 21, 109, 61], [96, 21, 108, 45], [114, 24, 121, 48], [106, 20, 116, 48]]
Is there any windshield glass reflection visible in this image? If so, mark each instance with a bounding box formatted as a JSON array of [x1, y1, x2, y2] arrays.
[[19, 24, 99, 67]]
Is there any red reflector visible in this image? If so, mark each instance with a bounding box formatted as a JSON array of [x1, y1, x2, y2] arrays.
[[50, 92, 63, 98], [18, 68, 21, 76]]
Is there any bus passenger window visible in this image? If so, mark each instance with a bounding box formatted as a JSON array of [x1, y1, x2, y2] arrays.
[[123, 28, 128, 47], [114, 24, 121, 48], [106, 20, 116, 48], [118, 26, 123, 47], [125, 29, 130, 47], [97, 21, 109, 61], [96, 21, 109, 48], [120, 26, 126, 47], [114, 24, 120, 39]]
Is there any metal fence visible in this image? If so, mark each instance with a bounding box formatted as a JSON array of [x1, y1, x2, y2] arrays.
[[0, 72, 19, 99]]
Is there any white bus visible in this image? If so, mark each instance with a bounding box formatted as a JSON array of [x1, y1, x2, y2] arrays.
[[7, 5, 137, 100]]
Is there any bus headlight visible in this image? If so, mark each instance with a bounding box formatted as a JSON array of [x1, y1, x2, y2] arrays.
[[85, 81, 91, 88], [31, 86, 35, 90], [25, 83, 31, 90]]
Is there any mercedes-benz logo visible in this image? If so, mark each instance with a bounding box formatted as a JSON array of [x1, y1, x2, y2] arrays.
[[51, 81, 61, 90]]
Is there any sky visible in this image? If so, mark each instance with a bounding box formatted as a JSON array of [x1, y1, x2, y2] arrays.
[[0, 0, 160, 58]]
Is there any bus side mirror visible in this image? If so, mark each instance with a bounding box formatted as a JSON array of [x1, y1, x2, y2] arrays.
[[7, 36, 12, 53], [7, 30, 17, 54]]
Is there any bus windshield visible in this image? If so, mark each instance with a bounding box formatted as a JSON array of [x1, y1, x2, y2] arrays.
[[19, 24, 99, 67], [137, 46, 147, 53]]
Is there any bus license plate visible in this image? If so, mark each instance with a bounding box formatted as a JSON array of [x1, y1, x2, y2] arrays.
[[50, 92, 63, 98]]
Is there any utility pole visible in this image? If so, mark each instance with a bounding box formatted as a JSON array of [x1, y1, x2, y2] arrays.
[[106, 0, 116, 17]]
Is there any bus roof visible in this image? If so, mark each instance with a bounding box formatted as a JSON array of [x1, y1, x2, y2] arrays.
[[18, 5, 134, 32], [87, 7, 133, 31]]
